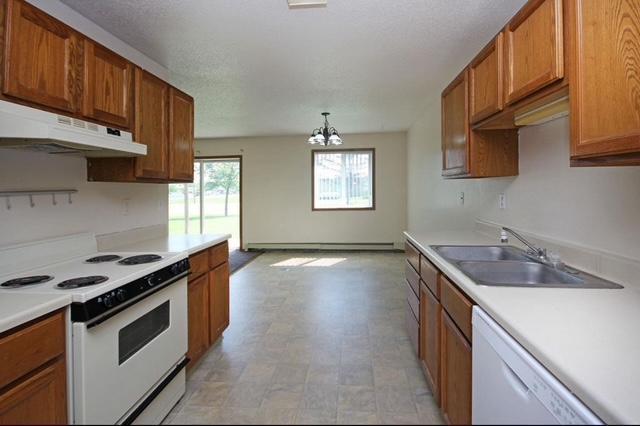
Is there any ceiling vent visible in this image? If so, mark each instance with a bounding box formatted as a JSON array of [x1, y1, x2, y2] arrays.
[[288, 0, 327, 8]]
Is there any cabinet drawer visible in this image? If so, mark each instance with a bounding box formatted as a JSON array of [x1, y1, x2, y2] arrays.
[[189, 250, 209, 279], [404, 260, 420, 298], [0, 311, 65, 389], [406, 280, 419, 322], [405, 302, 419, 356], [209, 241, 229, 269], [440, 275, 474, 341], [420, 256, 440, 299], [405, 241, 420, 274]]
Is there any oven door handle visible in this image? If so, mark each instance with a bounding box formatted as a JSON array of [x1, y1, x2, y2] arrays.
[[83, 271, 189, 329]]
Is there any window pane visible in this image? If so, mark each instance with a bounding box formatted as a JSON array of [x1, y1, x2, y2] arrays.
[[202, 160, 241, 249], [168, 162, 201, 235], [314, 150, 373, 209]]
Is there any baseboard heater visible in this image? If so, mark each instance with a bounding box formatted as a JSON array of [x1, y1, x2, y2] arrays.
[[246, 242, 400, 251]]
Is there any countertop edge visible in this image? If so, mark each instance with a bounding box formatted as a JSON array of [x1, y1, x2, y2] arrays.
[[0, 295, 71, 334], [403, 230, 626, 425]]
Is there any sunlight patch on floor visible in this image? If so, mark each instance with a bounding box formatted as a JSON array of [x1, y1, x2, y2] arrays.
[[270, 257, 347, 267]]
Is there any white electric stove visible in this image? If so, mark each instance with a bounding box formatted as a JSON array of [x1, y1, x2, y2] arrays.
[[0, 235, 190, 425]]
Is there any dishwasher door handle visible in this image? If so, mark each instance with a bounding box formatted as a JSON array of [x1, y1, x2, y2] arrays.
[[501, 362, 531, 400]]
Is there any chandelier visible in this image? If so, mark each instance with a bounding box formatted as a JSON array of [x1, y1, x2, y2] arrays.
[[307, 112, 343, 146]]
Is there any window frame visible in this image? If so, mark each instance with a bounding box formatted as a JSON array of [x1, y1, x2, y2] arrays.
[[311, 148, 376, 211]]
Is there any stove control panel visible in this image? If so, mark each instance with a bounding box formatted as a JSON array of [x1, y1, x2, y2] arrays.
[[71, 258, 190, 323]]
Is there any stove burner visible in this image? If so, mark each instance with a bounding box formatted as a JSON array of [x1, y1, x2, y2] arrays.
[[1, 275, 54, 288], [118, 254, 163, 265], [86, 255, 122, 263], [57, 275, 109, 289]]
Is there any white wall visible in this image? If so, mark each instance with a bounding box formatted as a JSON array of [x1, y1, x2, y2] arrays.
[[0, 151, 168, 247], [0, 0, 171, 247], [196, 133, 407, 249], [407, 99, 640, 261]]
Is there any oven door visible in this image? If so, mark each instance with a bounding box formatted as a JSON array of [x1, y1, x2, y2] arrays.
[[72, 277, 187, 425]]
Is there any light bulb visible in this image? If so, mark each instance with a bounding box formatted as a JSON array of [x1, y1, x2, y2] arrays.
[[314, 133, 326, 144], [329, 133, 342, 145]]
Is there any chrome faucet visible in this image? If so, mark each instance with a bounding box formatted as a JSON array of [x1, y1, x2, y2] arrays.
[[500, 227, 549, 262]]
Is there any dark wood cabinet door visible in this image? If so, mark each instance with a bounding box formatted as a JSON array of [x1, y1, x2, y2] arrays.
[[441, 70, 469, 177], [209, 262, 230, 343], [82, 40, 133, 129], [570, 0, 640, 159], [0, 357, 67, 425], [505, 0, 564, 104], [134, 68, 169, 179], [420, 283, 441, 404], [440, 310, 472, 426], [2, 0, 82, 113], [187, 273, 210, 368], [169, 87, 194, 182], [469, 33, 504, 123]]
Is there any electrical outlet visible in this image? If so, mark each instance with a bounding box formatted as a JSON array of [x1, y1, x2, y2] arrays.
[[499, 193, 507, 209], [122, 198, 131, 216], [459, 192, 465, 206]]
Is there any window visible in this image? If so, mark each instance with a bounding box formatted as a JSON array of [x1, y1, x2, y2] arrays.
[[312, 149, 375, 210], [169, 158, 241, 249]]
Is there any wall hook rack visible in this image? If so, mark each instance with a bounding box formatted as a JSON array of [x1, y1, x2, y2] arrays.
[[0, 189, 78, 210]]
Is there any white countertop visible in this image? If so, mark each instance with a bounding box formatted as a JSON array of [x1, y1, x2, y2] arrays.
[[108, 234, 231, 256], [0, 293, 71, 334], [405, 229, 640, 425]]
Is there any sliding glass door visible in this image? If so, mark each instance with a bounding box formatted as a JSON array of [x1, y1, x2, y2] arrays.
[[169, 158, 241, 249]]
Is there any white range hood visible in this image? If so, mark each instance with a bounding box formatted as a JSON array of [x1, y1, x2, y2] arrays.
[[0, 100, 146, 157]]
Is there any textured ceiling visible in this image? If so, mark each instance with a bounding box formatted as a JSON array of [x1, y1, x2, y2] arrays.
[[60, 0, 527, 138]]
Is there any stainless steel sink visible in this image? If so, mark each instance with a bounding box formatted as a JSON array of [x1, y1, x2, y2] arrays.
[[432, 245, 530, 262], [431, 245, 623, 289]]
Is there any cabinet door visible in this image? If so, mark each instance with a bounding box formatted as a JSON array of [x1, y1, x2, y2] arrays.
[[134, 68, 169, 180], [505, 0, 564, 105], [570, 0, 640, 158], [209, 261, 230, 344], [82, 40, 134, 129], [169, 87, 194, 182], [470, 33, 504, 123], [440, 310, 471, 425], [441, 70, 469, 176], [420, 283, 441, 404], [0, 357, 67, 425], [2, 0, 82, 113], [187, 273, 210, 368]]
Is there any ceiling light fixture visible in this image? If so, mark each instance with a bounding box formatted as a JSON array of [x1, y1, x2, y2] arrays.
[[307, 112, 343, 146], [288, 0, 327, 8]]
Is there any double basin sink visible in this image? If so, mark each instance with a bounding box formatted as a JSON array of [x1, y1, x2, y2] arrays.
[[431, 245, 622, 289]]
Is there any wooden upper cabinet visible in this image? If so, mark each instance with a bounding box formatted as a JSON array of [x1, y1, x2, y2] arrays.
[[470, 33, 504, 123], [82, 40, 134, 129], [442, 70, 469, 176], [169, 88, 195, 182], [570, 0, 640, 161], [134, 68, 169, 180], [505, 0, 564, 105], [2, 0, 82, 113]]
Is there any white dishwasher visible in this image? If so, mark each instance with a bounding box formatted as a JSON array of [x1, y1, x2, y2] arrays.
[[472, 307, 603, 425]]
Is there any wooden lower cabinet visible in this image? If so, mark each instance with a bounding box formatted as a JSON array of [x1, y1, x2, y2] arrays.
[[186, 242, 230, 370], [187, 273, 210, 367], [0, 311, 67, 425], [0, 358, 67, 425], [419, 282, 441, 404], [209, 261, 230, 343], [440, 310, 472, 425]]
